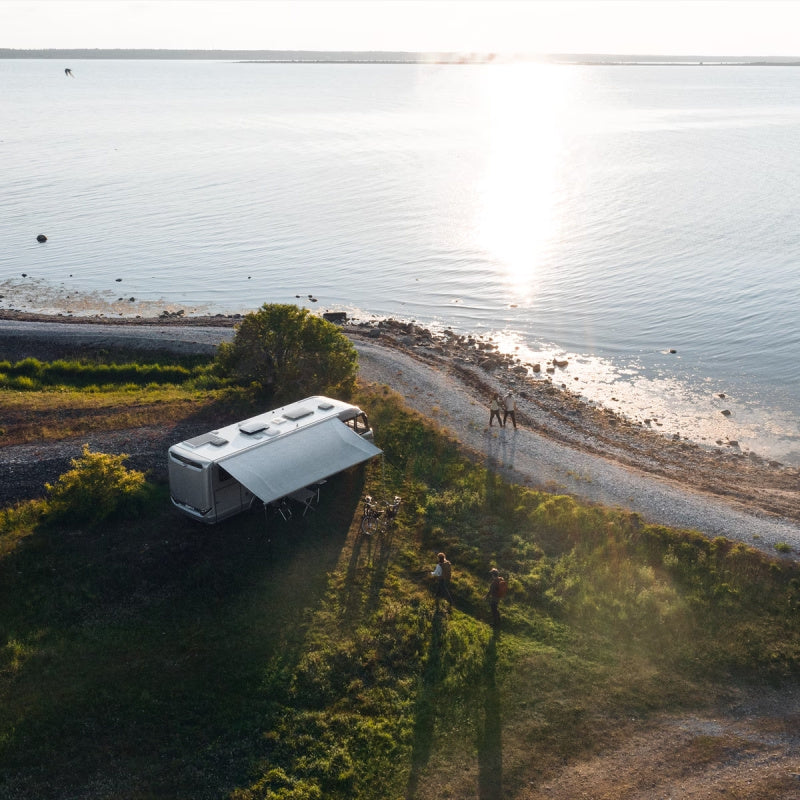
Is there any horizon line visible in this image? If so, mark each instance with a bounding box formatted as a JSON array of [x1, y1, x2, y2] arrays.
[[2, 47, 800, 62]]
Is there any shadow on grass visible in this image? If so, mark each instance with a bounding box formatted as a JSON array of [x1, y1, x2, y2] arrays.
[[405, 609, 446, 799], [477, 632, 503, 800], [0, 472, 364, 799], [343, 480, 401, 619], [403, 618, 503, 800]]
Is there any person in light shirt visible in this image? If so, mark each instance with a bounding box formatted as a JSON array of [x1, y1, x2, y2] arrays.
[[431, 552, 453, 609], [503, 391, 517, 429]]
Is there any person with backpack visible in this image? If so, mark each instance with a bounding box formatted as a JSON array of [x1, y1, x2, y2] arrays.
[[431, 552, 453, 609], [486, 567, 507, 628]]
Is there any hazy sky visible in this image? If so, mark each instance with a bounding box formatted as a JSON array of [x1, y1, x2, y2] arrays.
[[2, 0, 800, 56]]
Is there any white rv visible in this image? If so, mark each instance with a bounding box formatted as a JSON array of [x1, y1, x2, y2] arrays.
[[168, 396, 381, 524]]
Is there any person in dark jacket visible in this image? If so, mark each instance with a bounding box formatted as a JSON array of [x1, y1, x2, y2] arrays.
[[486, 567, 502, 628], [489, 394, 504, 427]]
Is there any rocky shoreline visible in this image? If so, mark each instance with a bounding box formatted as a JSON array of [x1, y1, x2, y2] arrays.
[[348, 318, 800, 525]]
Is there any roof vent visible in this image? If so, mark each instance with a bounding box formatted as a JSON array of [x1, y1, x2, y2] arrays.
[[239, 420, 269, 435], [185, 432, 228, 448], [317, 401, 335, 410], [283, 406, 314, 421]]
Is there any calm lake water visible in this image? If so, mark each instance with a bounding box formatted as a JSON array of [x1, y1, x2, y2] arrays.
[[1, 59, 799, 463]]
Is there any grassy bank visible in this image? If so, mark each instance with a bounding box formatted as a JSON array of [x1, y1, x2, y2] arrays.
[[1, 378, 799, 798], [0, 354, 226, 447]]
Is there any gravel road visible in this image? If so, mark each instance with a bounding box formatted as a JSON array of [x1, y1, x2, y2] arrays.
[[0, 318, 235, 358]]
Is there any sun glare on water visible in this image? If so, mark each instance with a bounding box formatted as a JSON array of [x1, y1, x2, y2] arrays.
[[476, 64, 575, 303]]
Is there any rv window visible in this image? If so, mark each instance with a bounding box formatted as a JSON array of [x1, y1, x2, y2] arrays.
[[217, 466, 234, 483], [344, 413, 370, 434]]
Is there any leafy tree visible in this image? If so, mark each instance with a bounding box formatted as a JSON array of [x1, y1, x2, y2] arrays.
[[216, 304, 358, 400], [45, 445, 148, 526]]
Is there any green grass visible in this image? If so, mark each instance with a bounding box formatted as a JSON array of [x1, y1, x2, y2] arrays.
[[1, 383, 799, 799], [0, 355, 222, 391]]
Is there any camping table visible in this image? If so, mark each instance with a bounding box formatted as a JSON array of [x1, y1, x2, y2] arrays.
[[288, 487, 317, 516]]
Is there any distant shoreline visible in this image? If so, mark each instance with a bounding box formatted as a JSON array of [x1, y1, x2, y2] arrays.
[[2, 48, 800, 66]]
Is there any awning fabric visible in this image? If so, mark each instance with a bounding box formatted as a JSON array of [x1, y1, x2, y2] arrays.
[[220, 417, 382, 504]]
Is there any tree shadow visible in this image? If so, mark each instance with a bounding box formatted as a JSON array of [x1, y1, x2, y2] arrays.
[[0, 470, 362, 798], [477, 631, 503, 800]]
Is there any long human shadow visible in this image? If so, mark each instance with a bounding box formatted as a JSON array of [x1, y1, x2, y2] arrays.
[[405, 609, 446, 799], [477, 632, 503, 800], [485, 430, 504, 503], [344, 524, 395, 618], [486, 425, 517, 476]]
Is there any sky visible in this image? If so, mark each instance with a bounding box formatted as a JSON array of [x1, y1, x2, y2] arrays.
[[2, 0, 800, 57]]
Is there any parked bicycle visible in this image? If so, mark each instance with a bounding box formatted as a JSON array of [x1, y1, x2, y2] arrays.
[[359, 494, 402, 536]]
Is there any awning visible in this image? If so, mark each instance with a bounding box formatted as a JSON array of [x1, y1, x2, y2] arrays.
[[220, 417, 381, 505]]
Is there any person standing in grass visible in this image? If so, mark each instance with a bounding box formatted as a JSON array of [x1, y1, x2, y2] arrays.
[[431, 552, 453, 609], [486, 567, 503, 628], [489, 394, 504, 427]]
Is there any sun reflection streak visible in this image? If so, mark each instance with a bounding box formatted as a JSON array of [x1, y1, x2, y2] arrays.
[[477, 64, 576, 301]]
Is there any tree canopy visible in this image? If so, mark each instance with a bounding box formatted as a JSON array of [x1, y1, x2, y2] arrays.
[[216, 304, 358, 400]]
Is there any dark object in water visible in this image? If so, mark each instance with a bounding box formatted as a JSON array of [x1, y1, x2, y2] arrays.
[[36, 234, 47, 243]]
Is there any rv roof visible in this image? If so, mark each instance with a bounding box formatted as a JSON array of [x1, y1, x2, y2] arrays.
[[170, 396, 362, 464]]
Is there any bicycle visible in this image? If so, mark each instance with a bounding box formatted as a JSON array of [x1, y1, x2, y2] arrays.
[[359, 494, 402, 536]]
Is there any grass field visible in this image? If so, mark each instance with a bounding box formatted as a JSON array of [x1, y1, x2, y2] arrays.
[[1, 374, 799, 799]]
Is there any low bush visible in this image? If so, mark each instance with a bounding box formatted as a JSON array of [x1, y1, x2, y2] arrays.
[[44, 445, 150, 527]]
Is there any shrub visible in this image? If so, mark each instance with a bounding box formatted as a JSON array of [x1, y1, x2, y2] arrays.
[[45, 445, 148, 526], [215, 303, 358, 400]]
